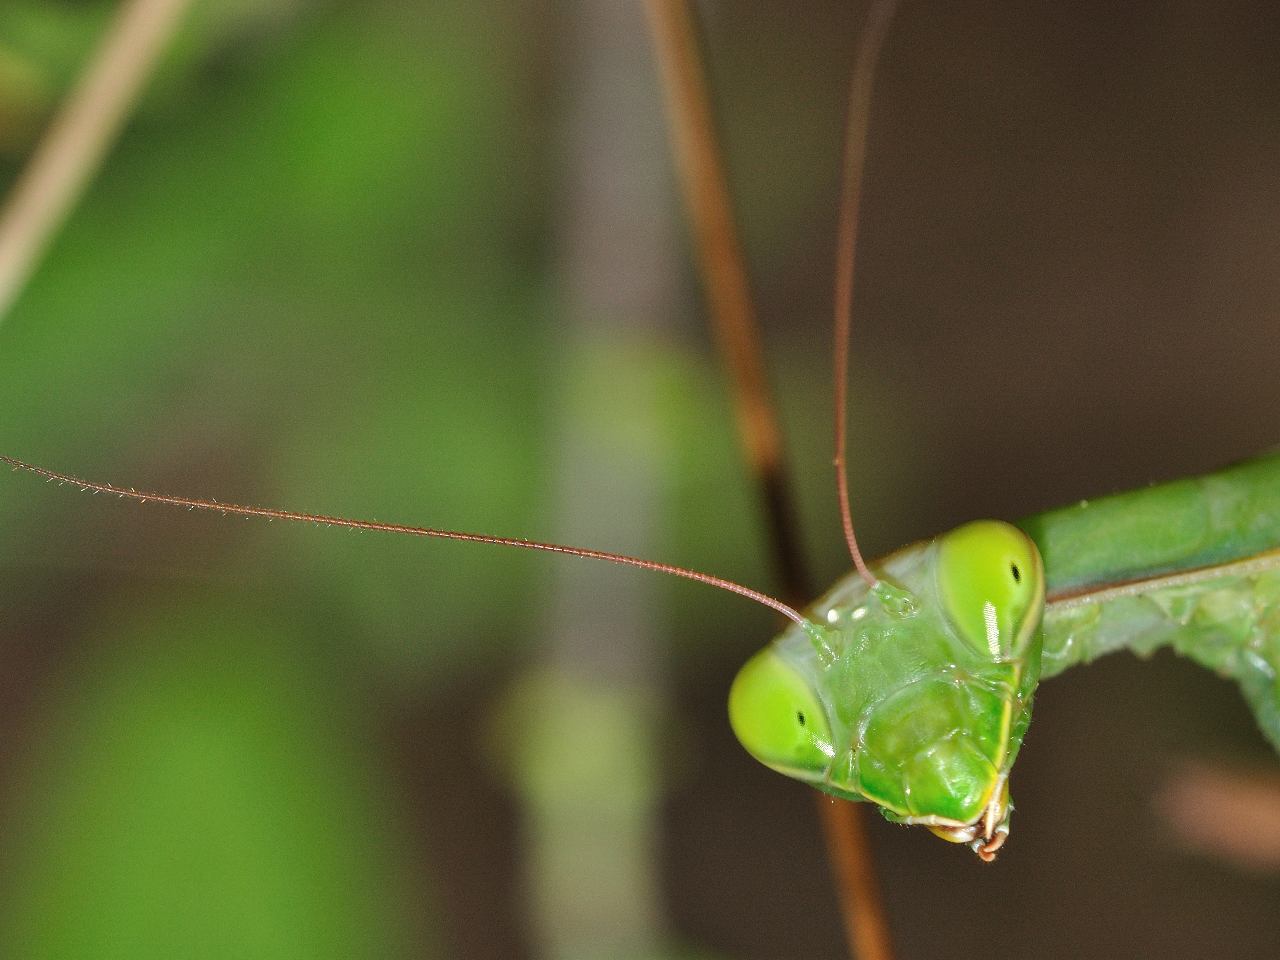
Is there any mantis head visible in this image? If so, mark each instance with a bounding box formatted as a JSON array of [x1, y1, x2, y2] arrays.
[[729, 520, 1045, 860]]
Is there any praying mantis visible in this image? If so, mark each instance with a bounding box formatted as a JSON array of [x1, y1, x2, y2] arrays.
[[2, 1, 1280, 959]]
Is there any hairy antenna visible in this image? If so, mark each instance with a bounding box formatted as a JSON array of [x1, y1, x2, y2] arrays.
[[832, 0, 900, 589], [0, 455, 809, 627]]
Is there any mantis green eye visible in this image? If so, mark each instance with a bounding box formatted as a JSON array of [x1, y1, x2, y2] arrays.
[[937, 520, 1044, 660], [729, 648, 835, 780]]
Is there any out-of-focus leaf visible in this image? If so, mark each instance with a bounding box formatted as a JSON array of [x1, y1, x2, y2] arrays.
[[0, 593, 430, 959]]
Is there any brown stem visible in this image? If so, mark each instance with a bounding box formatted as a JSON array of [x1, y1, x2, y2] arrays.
[[642, 2, 895, 959], [0, 0, 194, 323], [642, 0, 808, 602], [816, 796, 896, 960]]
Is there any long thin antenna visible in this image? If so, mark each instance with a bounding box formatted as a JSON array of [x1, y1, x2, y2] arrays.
[[0, 455, 808, 627], [833, 0, 901, 589]]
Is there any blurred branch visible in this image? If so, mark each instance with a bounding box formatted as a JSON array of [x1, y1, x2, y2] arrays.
[[1156, 760, 1280, 871], [0, 0, 193, 324], [643, 3, 895, 959], [509, 0, 682, 957], [643, 0, 808, 601]]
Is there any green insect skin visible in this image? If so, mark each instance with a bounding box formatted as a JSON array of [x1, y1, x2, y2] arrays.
[[730, 520, 1044, 860], [1029, 451, 1280, 750], [730, 451, 1280, 858]]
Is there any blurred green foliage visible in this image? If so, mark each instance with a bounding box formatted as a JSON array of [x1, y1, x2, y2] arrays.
[[0, 0, 930, 956], [0, 0, 569, 955], [0, 1, 791, 956], [0, 596, 425, 958]]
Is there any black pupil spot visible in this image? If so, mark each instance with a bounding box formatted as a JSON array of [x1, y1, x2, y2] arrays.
[[1011, 563, 1021, 583], [796, 711, 806, 726]]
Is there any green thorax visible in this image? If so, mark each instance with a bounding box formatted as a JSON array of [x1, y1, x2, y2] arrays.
[[1020, 451, 1280, 597], [1019, 451, 1280, 747]]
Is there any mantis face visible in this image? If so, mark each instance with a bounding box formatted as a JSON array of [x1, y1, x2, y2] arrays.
[[729, 520, 1045, 860]]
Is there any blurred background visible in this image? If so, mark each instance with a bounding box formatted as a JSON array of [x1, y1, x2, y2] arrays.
[[0, 0, 1279, 957]]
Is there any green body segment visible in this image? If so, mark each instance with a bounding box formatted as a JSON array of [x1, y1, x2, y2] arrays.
[[1019, 451, 1280, 596], [1018, 450, 1280, 748]]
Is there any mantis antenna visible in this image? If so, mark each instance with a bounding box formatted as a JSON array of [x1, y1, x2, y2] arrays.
[[0, 455, 809, 627], [833, 0, 901, 589]]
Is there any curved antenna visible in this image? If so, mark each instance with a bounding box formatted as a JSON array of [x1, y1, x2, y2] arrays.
[[0, 455, 808, 627], [833, 0, 901, 589]]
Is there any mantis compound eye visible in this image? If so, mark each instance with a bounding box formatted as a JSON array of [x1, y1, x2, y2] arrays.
[[729, 649, 835, 780], [936, 520, 1045, 661]]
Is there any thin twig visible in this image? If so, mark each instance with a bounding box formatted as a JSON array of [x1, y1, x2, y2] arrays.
[[642, 0, 809, 602], [817, 796, 898, 960], [642, 3, 896, 959], [0, 0, 194, 323]]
